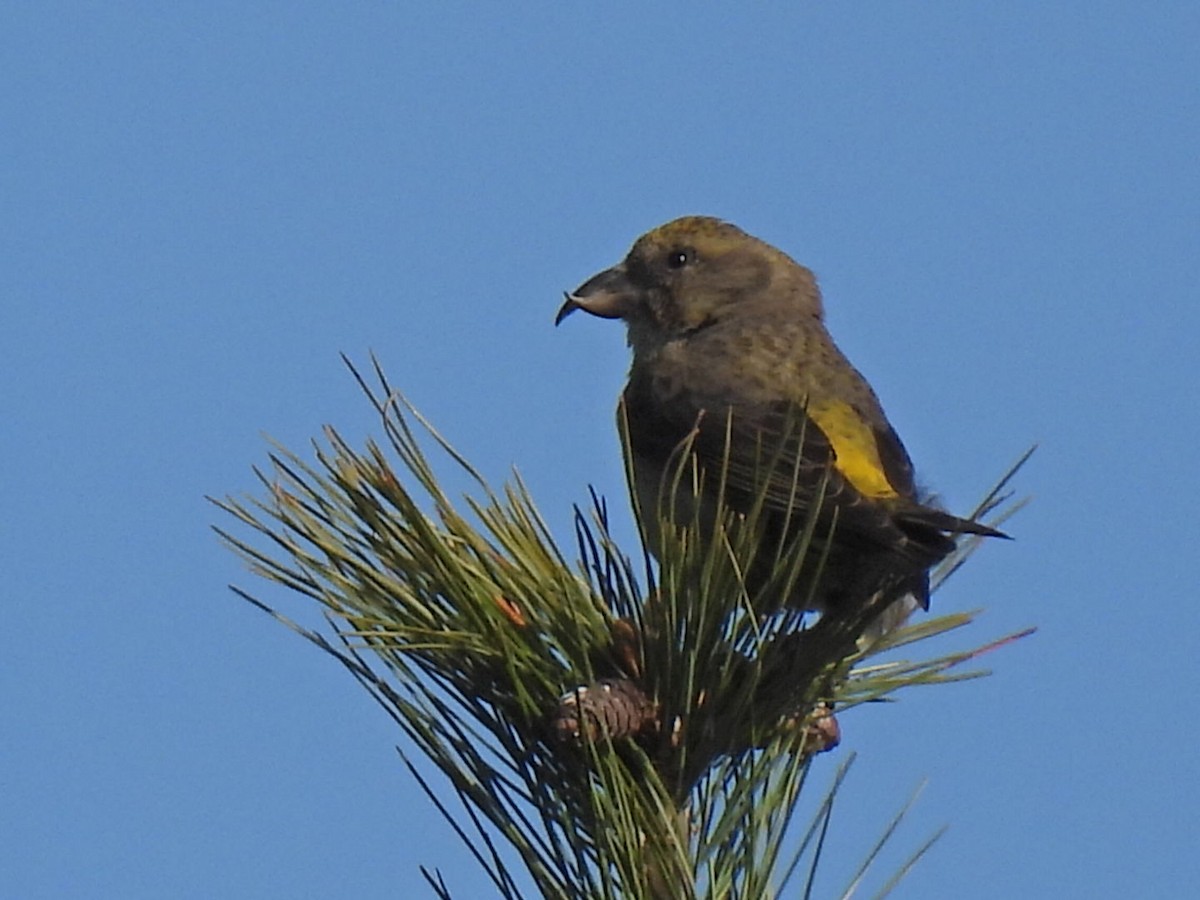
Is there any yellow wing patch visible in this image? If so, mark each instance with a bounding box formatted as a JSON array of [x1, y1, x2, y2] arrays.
[[807, 400, 900, 499]]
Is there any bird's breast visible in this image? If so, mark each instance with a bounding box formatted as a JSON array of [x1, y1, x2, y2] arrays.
[[640, 322, 811, 410]]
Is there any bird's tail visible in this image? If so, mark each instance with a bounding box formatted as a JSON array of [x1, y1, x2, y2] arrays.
[[898, 506, 1009, 540]]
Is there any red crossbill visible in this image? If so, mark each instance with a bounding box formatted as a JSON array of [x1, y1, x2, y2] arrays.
[[556, 216, 1003, 627]]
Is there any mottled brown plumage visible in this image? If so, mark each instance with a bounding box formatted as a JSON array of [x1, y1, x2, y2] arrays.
[[557, 216, 1003, 624]]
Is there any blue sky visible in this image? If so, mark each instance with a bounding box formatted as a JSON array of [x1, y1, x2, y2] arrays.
[[4, 3, 1198, 897]]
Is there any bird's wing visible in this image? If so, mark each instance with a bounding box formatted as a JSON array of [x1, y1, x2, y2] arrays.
[[801, 398, 1005, 541], [623, 382, 997, 562], [624, 382, 897, 543]]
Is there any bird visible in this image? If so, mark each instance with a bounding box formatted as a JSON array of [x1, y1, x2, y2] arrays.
[[555, 216, 1004, 630]]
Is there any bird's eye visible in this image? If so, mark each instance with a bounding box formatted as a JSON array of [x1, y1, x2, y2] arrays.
[[667, 249, 692, 270]]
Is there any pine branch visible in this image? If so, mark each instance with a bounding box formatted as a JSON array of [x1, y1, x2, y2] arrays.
[[212, 355, 1032, 898]]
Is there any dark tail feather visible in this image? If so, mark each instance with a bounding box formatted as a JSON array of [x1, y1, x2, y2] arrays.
[[900, 506, 1010, 540]]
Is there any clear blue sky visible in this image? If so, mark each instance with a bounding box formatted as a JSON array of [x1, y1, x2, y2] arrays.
[[4, 3, 1198, 897]]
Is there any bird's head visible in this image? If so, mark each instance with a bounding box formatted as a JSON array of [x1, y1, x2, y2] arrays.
[[555, 217, 822, 338]]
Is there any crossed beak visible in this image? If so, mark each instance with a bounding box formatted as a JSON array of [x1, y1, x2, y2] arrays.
[[554, 264, 640, 326]]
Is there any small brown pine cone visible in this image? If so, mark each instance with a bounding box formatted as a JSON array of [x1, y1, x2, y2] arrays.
[[551, 678, 657, 744], [803, 702, 841, 754]]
